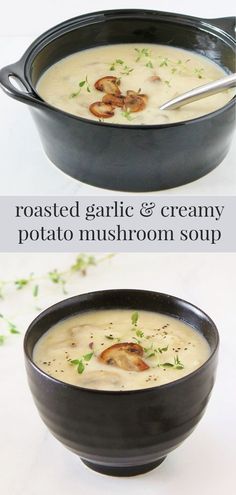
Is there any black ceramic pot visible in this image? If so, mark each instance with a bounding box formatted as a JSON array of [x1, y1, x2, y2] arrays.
[[0, 10, 235, 192], [24, 289, 219, 477]]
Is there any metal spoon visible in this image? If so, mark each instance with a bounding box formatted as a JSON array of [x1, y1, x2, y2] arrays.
[[159, 73, 236, 111]]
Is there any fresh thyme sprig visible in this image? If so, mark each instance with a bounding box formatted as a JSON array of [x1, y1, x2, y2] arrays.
[[109, 59, 134, 76], [144, 344, 169, 358], [158, 354, 184, 370], [121, 108, 133, 121], [0, 254, 113, 300], [135, 48, 152, 62], [0, 254, 114, 346], [105, 335, 121, 342], [70, 352, 94, 374], [110, 59, 124, 71], [0, 314, 20, 345], [134, 48, 154, 69], [131, 311, 139, 327], [69, 76, 91, 98]]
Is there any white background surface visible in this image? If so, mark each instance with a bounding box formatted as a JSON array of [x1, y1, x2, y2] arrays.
[[0, 252, 236, 494], [0, 0, 235, 195]]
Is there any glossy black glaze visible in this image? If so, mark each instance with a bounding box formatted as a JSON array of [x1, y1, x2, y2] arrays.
[[24, 289, 219, 476], [0, 10, 235, 191]]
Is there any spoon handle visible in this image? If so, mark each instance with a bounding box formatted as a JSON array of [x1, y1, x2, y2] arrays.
[[159, 73, 236, 111]]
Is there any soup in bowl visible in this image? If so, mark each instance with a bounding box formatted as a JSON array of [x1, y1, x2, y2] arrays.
[[24, 289, 219, 476], [0, 10, 235, 191], [37, 43, 234, 125]]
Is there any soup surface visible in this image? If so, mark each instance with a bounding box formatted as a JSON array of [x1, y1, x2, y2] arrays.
[[37, 43, 233, 125], [33, 309, 210, 391]]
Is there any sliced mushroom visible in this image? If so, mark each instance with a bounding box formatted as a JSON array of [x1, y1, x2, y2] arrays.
[[102, 93, 125, 108], [149, 75, 161, 82], [95, 76, 121, 96], [124, 91, 148, 113], [79, 370, 123, 389], [100, 342, 149, 372], [89, 101, 115, 118]]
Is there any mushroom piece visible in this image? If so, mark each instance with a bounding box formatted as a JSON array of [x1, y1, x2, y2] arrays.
[[79, 370, 123, 389], [89, 101, 115, 118], [102, 93, 125, 108], [100, 342, 149, 372], [95, 76, 121, 96], [149, 75, 161, 82], [124, 90, 148, 113]]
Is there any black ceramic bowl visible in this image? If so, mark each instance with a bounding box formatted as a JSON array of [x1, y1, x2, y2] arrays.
[[0, 10, 235, 191], [24, 289, 219, 477]]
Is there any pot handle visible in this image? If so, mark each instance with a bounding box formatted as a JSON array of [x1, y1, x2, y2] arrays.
[[207, 16, 235, 39], [0, 62, 42, 108]]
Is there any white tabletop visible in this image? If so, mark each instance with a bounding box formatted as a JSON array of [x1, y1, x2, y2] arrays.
[[0, 0, 235, 196], [0, 252, 236, 494]]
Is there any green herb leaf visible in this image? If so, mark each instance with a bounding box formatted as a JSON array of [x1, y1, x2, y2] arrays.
[[136, 329, 144, 338], [121, 109, 133, 121], [70, 359, 81, 365], [48, 269, 61, 284], [69, 76, 90, 98], [0, 335, 6, 345], [71, 254, 96, 275], [121, 65, 134, 75], [105, 335, 114, 340], [131, 311, 139, 326], [83, 352, 94, 362], [158, 345, 169, 354], [146, 61, 153, 68], [160, 362, 174, 368], [135, 48, 152, 62], [9, 326, 20, 334], [110, 59, 124, 70], [14, 278, 30, 290], [77, 360, 85, 374], [147, 352, 156, 358], [33, 284, 39, 298], [174, 355, 184, 369], [159, 57, 169, 67]]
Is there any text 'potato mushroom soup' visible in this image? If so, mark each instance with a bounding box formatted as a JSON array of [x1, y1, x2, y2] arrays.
[[33, 309, 210, 391], [36, 43, 233, 125]]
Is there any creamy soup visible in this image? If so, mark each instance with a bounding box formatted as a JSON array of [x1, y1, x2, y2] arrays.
[[37, 44, 233, 125], [33, 309, 210, 391]]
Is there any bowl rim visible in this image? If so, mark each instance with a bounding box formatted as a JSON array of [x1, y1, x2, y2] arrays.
[[20, 8, 236, 129], [24, 288, 219, 395]]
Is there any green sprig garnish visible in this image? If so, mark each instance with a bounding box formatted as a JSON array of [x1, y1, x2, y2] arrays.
[[158, 345, 169, 354], [110, 59, 124, 71], [135, 48, 152, 62], [158, 354, 184, 370], [159, 56, 169, 67], [136, 329, 144, 338], [121, 109, 133, 121], [0, 314, 20, 345], [48, 270, 67, 295], [109, 59, 133, 76], [144, 344, 169, 358], [131, 311, 139, 326], [0, 254, 114, 346], [15, 275, 33, 290], [70, 76, 91, 98], [70, 352, 94, 374]]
